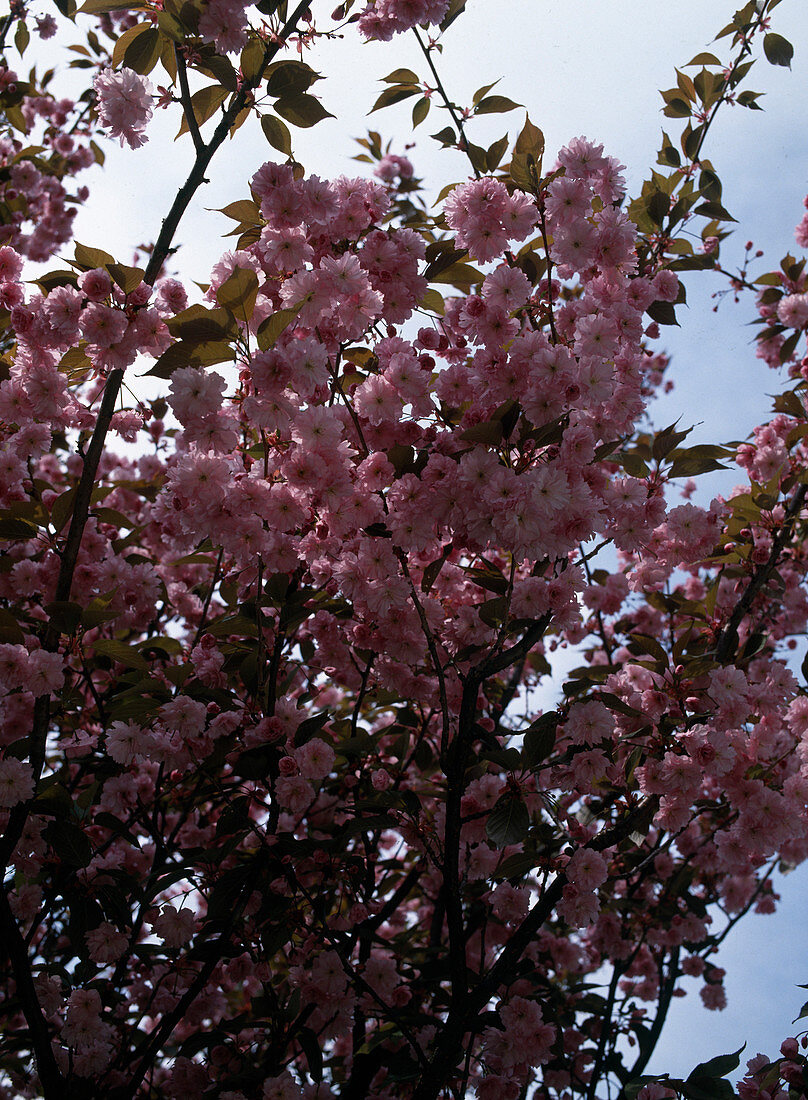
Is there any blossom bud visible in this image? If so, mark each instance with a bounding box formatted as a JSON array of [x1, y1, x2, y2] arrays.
[[278, 755, 298, 776]]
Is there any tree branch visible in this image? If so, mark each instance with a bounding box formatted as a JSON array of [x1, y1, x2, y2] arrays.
[[0, 889, 64, 1098], [174, 44, 205, 155], [715, 482, 807, 662]]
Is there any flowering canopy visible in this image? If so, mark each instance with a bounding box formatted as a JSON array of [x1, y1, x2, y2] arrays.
[[1, 1, 808, 1098]]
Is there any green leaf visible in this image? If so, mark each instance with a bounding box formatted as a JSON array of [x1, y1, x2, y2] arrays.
[[682, 1079, 735, 1100], [412, 95, 430, 127], [15, 19, 29, 57], [617, 451, 649, 478], [156, 9, 184, 41], [275, 94, 334, 128], [736, 89, 764, 109], [486, 794, 530, 849], [683, 123, 705, 161], [216, 796, 251, 837], [93, 639, 150, 671], [472, 81, 499, 105], [686, 52, 721, 67], [440, 0, 466, 30], [167, 304, 234, 342], [495, 850, 541, 880], [668, 444, 731, 479], [293, 712, 330, 747], [79, 0, 142, 11], [240, 35, 265, 83], [370, 85, 419, 113], [177, 85, 229, 138], [256, 306, 300, 350], [646, 190, 670, 227], [662, 96, 692, 118], [693, 200, 736, 222], [652, 421, 692, 461], [429, 261, 483, 292], [474, 95, 520, 115], [44, 820, 92, 868], [50, 487, 76, 534], [478, 595, 508, 627], [216, 267, 259, 318], [119, 25, 160, 74], [461, 420, 503, 445], [382, 67, 419, 85], [687, 1047, 746, 1082], [107, 263, 145, 296], [763, 32, 793, 68], [646, 300, 679, 326], [629, 632, 669, 666], [514, 113, 544, 159], [0, 608, 25, 645], [521, 713, 558, 768], [658, 132, 681, 167], [217, 199, 261, 224], [265, 60, 321, 98], [261, 113, 293, 155], [74, 242, 115, 270], [93, 814, 139, 844], [421, 549, 450, 594], [486, 134, 509, 172], [45, 600, 83, 635], [509, 153, 539, 194], [233, 745, 276, 780], [146, 339, 234, 378], [463, 561, 509, 595], [431, 125, 457, 147], [34, 269, 80, 294], [33, 782, 74, 818], [298, 1028, 323, 1084], [625, 1078, 679, 1100]]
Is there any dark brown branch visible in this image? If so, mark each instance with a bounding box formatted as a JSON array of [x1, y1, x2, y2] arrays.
[[174, 44, 205, 154], [627, 947, 681, 1083], [0, 890, 64, 1098], [412, 797, 657, 1100]]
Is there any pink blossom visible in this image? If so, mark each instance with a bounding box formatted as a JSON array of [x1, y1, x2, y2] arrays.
[[105, 720, 153, 765], [293, 737, 335, 782], [0, 758, 35, 807], [275, 775, 315, 814], [358, 0, 449, 40], [198, 0, 249, 54], [777, 293, 808, 328], [94, 67, 154, 150], [151, 905, 197, 948], [262, 1070, 304, 1099], [86, 921, 129, 964]]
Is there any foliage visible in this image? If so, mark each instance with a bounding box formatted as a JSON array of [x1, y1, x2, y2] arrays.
[[1, 1, 808, 1098]]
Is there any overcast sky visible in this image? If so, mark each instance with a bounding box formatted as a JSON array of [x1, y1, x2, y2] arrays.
[[55, 0, 808, 1082]]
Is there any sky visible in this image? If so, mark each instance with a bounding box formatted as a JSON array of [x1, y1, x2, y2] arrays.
[[31, 0, 808, 1086]]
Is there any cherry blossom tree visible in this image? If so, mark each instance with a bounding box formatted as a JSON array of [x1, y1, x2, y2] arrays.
[[1, 1, 808, 1098]]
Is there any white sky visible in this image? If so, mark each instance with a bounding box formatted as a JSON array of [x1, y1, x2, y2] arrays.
[[29, 0, 808, 1084]]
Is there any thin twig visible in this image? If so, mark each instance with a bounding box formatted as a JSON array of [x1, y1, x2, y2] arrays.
[[412, 27, 479, 180], [174, 44, 205, 154]]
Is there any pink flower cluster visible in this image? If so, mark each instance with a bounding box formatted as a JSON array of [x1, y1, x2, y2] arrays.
[[358, 0, 450, 40], [0, 76, 95, 261], [3, 40, 808, 1089], [93, 67, 154, 149], [444, 176, 538, 263]]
